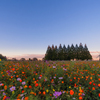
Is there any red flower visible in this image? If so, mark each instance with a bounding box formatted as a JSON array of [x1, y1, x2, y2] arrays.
[[89, 82, 92, 85], [19, 80, 22, 82], [40, 75, 42, 77], [22, 90, 24, 93], [88, 87, 91, 89], [98, 93, 100, 97], [70, 79, 72, 81], [35, 83, 38, 87], [29, 85, 32, 88], [70, 90, 74, 95], [93, 83, 95, 86]]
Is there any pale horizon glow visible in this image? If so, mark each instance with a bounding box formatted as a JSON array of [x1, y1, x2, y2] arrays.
[[4, 51, 100, 60]]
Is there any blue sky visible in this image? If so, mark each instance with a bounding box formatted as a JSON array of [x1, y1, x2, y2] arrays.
[[0, 0, 100, 60]]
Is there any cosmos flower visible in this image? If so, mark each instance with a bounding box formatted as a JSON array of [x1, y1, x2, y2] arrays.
[[22, 82, 26, 85], [10, 86, 16, 91], [59, 77, 63, 79], [17, 78, 21, 81], [53, 66, 56, 68], [39, 77, 41, 79], [53, 91, 62, 98]]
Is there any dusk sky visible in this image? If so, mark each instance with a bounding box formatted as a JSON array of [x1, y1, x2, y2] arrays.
[[0, 0, 100, 60]]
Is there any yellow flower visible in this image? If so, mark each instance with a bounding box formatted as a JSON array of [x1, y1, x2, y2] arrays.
[[12, 91, 14, 94], [79, 87, 81, 90], [69, 86, 71, 88], [0, 59, 1, 61], [46, 89, 49, 93], [53, 89, 55, 91]]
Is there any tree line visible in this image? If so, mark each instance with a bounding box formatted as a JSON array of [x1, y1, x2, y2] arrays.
[[0, 54, 38, 61], [44, 43, 92, 61]]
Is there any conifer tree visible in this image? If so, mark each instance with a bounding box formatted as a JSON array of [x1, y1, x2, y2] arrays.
[[83, 44, 92, 60], [70, 44, 75, 60], [66, 45, 71, 60], [63, 45, 67, 60], [58, 44, 63, 60], [75, 44, 79, 60], [78, 43, 84, 60]]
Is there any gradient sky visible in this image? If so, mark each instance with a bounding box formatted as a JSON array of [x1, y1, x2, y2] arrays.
[[0, 0, 100, 60]]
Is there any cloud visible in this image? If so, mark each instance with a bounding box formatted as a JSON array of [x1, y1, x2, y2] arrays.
[[7, 54, 45, 60], [90, 51, 100, 60]]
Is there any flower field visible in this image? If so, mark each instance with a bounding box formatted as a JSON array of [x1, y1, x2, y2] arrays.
[[0, 60, 100, 100]]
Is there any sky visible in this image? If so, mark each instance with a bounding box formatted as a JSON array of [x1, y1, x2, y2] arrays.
[[0, 0, 100, 60]]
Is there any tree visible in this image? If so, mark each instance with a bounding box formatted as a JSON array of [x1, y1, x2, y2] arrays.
[[29, 58, 32, 61], [32, 57, 38, 61], [62, 45, 67, 60], [74, 44, 79, 60], [0, 54, 7, 61], [70, 44, 75, 60], [66, 45, 71, 60], [20, 58, 25, 61], [83, 44, 92, 60], [58, 44, 63, 60], [78, 43, 84, 60], [12, 58, 17, 61], [44, 43, 92, 61], [44, 46, 53, 60]]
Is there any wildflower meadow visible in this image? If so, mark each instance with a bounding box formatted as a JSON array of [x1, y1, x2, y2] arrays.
[[0, 59, 100, 100]]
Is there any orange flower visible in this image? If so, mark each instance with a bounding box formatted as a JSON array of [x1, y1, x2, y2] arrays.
[[16, 75, 19, 77], [92, 87, 95, 90], [3, 96, 7, 100], [62, 81, 64, 83], [34, 93, 36, 96], [78, 93, 82, 96], [79, 89, 83, 93], [35, 73, 37, 75], [98, 84, 100, 87], [98, 78, 100, 81], [24, 97, 28, 100], [74, 77, 76, 79], [34, 81, 37, 84], [24, 85, 27, 88], [22, 72, 25, 74], [11, 76, 13, 78], [79, 96, 82, 100], [38, 91, 41, 94], [43, 91, 46, 95], [4, 85, 7, 90], [33, 78, 35, 80], [70, 90, 74, 95]]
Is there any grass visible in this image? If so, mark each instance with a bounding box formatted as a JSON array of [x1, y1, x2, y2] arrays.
[[0, 60, 100, 100]]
